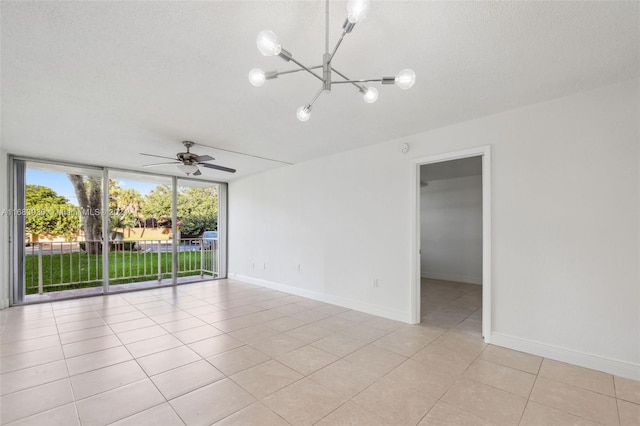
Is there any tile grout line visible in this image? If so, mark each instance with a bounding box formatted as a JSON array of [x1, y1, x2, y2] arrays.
[[612, 375, 623, 425], [530, 374, 622, 425], [66, 296, 145, 425], [416, 336, 494, 426], [517, 370, 541, 426], [0, 305, 70, 424], [98, 295, 189, 426], [55, 301, 81, 426]]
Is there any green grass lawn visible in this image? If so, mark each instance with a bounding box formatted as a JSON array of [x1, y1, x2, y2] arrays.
[[25, 250, 216, 294]]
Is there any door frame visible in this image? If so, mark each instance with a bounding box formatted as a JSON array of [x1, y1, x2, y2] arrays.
[[409, 145, 492, 342]]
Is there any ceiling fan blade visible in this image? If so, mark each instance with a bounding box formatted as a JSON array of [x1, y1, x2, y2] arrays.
[[192, 168, 202, 176], [143, 161, 180, 167], [195, 143, 293, 165], [140, 153, 177, 161], [194, 154, 214, 162], [199, 163, 237, 173]]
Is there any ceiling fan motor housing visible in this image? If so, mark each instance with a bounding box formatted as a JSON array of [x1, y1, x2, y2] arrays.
[[177, 152, 197, 164]]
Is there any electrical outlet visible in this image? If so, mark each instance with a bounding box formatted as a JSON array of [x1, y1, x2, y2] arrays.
[[263, 263, 266, 269], [297, 264, 301, 271], [373, 279, 379, 288], [252, 262, 255, 269]]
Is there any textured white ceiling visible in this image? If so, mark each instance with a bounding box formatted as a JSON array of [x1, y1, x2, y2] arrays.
[[2, 1, 638, 181]]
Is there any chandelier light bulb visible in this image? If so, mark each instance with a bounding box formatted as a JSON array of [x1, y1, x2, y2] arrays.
[[256, 30, 282, 56], [296, 106, 311, 121], [395, 69, 416, 89], [362, 87, 378, 103], [248, 68, 266, 87], [347, 0, 371, 23]]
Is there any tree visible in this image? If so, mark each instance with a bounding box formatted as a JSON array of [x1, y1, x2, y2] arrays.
[[108, 181, 143, 238], [177, 187, 218, 236], [139, 185, 219, 237], [68, 175, 102, 254], [109, 181, 143, 217], [141, 185, 172, 226], [25, 185, 80, 240]]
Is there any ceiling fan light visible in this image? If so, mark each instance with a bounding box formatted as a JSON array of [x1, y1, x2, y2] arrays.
[[347, 0, 371, 23], [362, 86, 378, 103], [256, 30, 282, 56], [177, 164, 198, 175], [248, 68, 266, 86], [296, 105, 311, 121], [395, 69, 416, 90]]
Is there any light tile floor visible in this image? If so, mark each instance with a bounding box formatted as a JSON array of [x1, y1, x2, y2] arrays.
[[0, 278, 638, 425]]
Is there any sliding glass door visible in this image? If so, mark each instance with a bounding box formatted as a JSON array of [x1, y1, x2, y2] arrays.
[[15, 161, 105, 301], [176, 179, 222, 282], [106, 171, 175, 290], [11, 157, 227, 304]]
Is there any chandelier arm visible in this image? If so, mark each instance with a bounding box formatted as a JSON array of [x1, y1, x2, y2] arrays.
[[331, 68, 366, 92], [333, 79, 383, 84], [328, 33, 347, 63], [276, 65, 323, 77], [289, 57, 324, 82], [308, 85, 325, 108]]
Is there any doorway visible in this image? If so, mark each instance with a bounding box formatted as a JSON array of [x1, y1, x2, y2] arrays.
[[421, 156, 482, 337], [411, 146, 492, 342]]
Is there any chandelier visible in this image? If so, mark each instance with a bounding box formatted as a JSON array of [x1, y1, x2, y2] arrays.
[[248, 0, 416, 121]]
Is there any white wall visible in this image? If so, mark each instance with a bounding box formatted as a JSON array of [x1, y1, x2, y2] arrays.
[[228, 79, 639, 379], [229, 147, 412, 320], [420, 175, 482, 284]]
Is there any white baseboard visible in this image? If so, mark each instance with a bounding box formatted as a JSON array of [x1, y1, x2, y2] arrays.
[[230, 275, 638, 380], [421, 271, 482, 285], [491, 332, 640, 381], [232, 274, 411, 323]]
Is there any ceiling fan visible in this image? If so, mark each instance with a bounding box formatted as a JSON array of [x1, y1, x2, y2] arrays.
[[141, 141, 236, 175]]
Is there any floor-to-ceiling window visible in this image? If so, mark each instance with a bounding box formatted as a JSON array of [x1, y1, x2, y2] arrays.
[[106, 171, 175, 290], [11, 158, 226, 304], [16, 161, 105, 302], [176, 178, 222, 282]]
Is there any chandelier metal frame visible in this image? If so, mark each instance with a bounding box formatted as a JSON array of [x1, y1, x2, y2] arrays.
[[248, 0, 415, 121]]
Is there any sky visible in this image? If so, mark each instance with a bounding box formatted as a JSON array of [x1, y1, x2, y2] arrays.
[[27, 170, 159, 206]]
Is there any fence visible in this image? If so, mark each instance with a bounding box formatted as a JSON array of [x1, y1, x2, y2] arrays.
[[24, 238, 219, 295]]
